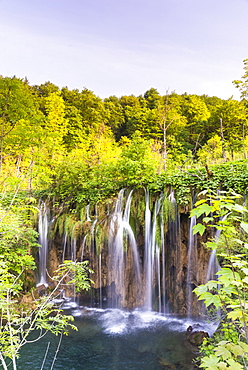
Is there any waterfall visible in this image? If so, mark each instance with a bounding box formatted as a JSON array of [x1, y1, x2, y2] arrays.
[[37, 202, 49, 287], [80, 235, 88, 261], [86, 204, 91, 221], [144, 190, 153, 309], [144, 191, 163, 311], [108, 189, 125, 307], [62, 232, 68, 263], [161, 204, 166, 313], [186, 214, 197, 316], [206, 249, 220, 282], [108, 189, 141, 308], [36, 189, 211, 315], [206, 215, 227, 282], [165, 190, 181, 313]]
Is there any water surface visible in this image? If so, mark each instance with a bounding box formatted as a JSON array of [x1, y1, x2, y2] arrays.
[[17, 305, 216, 370]]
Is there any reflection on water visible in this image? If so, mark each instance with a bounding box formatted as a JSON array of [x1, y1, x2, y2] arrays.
[[17, 303, 217, 370]]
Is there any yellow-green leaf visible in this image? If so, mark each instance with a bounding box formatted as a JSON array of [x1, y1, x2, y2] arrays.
[[193, 223, 206, 236], [227, 310, 243, 321]]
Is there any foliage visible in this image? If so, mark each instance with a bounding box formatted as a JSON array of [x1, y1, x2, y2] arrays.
[[233, 59, 248, 99], [0, 255, 93, 369], [53, 260, 94, 293], [116, 133, 161, 187], [197, 135, 224, 165], [0, 193, 93, 369], [191, 190, 248, 369]]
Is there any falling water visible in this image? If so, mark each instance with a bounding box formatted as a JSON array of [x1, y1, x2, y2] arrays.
[[36, 189, 211, 316], [144, 190, 152, 309], [86, 204, 91, 221], [164, 190, 181, 313], [62, 232, 68, 263], [206, 215, 227, 282], [80, 235, 88, 261], [144, 191, 163, 311], [108, 189, 124, 307], [160, 203, 166, 313], [37, 202, 49, 287], [206, 249, 220, 282], [108, 189, 141, 308], [186, 214, 197, 316]]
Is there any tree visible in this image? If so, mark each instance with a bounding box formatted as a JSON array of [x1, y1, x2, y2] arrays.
[[181, 95, 210, 148], [116, 133, 160, 187], [233, 58, 248, 99], [197, 134, 223, 164], [124, 105, 159, 139], [212, 99, 247, 159], [157, 92, 187, 169], [144, 87, 161, 109], [0, 77, 41, 174], [104, 96, 125, 141]]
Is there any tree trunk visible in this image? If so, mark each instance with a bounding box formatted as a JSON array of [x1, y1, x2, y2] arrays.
[[243, 122, 247, 159], [220, 118, 227, 161]]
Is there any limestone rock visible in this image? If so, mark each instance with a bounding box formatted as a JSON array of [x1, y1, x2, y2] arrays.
[[186, 324, 209, 346]]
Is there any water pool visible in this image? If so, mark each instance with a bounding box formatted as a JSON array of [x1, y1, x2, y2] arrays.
[[16, 306, 216, 370]]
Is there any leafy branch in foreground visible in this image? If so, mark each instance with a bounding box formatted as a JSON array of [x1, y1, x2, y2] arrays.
[[0, 259, 93, 370], [191, 190, 248, 369], [53, 260, 94, 293]]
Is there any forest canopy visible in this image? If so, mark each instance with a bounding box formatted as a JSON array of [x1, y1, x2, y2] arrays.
[[0, 59, 248, 207]]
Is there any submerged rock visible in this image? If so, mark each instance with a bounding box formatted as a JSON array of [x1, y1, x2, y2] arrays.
[[158, 356, 176, 369]]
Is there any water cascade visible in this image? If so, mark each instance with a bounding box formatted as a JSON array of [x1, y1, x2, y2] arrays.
[[38, 189, 211, 315], [31, 190, 219, 369], [206, 215, 227, 282], [144, 190, 164, 311], [107, 189, 141, 308], [37, 202, 49, 287], [186, 214, 197, 316]]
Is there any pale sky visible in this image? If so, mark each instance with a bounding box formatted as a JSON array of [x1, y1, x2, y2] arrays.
[[0, 0, 248, 100]]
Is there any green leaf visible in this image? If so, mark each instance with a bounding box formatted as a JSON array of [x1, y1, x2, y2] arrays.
[[199, 292, 221, 308], [242, 268, 248, 276], [206, 280, 218, 290], [199, 203, 214, 216], [203, 216, 214, 223], [241, 221, 248, 234], [218, 275, 233, 287], [229, 343, 245, 357], [193, 223, 206, 236], [233, 204, 248, 213], [242, 277, 248, 284], [227, 310, 243, 321], [222, 286, 238, 295], [217, 268, 234, 279], [194, 284, 208, 296], [217, 362, 228, 369], [199, 354, 219, 368], [212, 295, 221, 308], [195, 199, 208, 207], [226, 358, 244, 369], [215, 346, 232, 360], [239, 341, 248, 353]]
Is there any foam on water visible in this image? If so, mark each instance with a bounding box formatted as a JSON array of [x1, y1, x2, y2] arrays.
[[61, 302, 218, 337]]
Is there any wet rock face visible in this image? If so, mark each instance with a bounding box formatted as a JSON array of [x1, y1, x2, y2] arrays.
[[186, 325, 209, 346], [43, 191, 211, 315]]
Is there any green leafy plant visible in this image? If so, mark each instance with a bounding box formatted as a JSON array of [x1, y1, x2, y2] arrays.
[[191, 190, 248, 369], [0, 258, 93, 370]]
